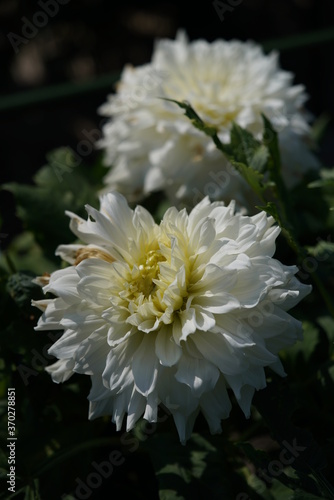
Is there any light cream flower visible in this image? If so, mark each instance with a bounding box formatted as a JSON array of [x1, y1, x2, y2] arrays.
[[98, 31, 319, 210], [33, 193, 311, 442]]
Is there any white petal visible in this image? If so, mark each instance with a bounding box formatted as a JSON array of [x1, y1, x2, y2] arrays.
[[200, 377, 232, 433], [43, 267, 80, 305], [192, 332, 243, 375], [143, 392, 159, 422], [126, 389, 146, 431], [194, 293, 240, 314], [89, 398, 113, 421], [132, 334, 159, 396], [172, 409, 200, 445], [175, 355, 219, 397], [48, 329, 83, 359], [73, 333, 108, 375], [179, 308, 197, 340], [102, 335, 141, 393], [155, 326, 182, 367], [88, 374, 112, 402], [45, 359, 75, 383], [236, 385, 255, 418], [34, 297, 69, 331]]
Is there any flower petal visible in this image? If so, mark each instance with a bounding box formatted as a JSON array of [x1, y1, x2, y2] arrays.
[[155, 326, 182, 367], [175, 355, 219, 397], [132, 334, 159, 396]]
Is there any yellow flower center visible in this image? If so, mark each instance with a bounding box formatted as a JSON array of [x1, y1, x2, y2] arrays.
[[132, 249, 166, 298]]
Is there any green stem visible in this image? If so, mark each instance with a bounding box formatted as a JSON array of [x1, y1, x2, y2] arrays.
[[169, 99, 334, 320], [262, 26, 334, 53], [0, 72, 119, 112]]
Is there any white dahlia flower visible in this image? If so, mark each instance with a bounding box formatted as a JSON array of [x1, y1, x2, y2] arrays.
[[98, 31, 319, 210], [33, 193, 311, 443]]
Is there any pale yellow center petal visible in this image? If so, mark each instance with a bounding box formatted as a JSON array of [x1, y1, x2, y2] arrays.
[[133, 249, 166, 297]]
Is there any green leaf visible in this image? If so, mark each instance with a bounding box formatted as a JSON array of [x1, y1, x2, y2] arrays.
[[2, 148, 99, 261], [262, 114, 281, 178], [6, 271, 44, 311], [24, 479, 41, 500], [251, 145, 270, 172], [161, 98, 217, 137], [156, 462, 197, 499], [299, 321, 321, 364], [257, 202, 282, 224], [306, 239, 334, 258], [263, 479, 295, 499], [230, 160, 265, 200], [237, 442, 270, 469], [139, 430, 248, 499], [157, 463, 191, 485], [310, 112, 332, 144], [237, 442, 304, 493], [308, 168, 334, 190], [228, 122, 269, 173], [0, 232, 57, 275], [165, 99, 282, 206]]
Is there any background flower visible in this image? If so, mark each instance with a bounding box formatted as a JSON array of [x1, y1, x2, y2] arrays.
[[33, 192, 311, 443], [98, 31, 319, 211]]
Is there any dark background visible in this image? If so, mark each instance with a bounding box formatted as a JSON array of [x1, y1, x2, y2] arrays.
[[1, 0, 334, 245]]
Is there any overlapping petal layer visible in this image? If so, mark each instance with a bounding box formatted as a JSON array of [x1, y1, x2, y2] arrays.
[[33, 193, 311, 442]]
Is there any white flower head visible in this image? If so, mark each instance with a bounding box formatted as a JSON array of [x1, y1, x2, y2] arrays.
[[98, 31, 319, 210], [33, 193, 311, 443]]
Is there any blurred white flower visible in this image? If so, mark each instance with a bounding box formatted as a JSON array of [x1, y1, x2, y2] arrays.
[[33, 192, 311, 443], [98, 31, 319, 210]]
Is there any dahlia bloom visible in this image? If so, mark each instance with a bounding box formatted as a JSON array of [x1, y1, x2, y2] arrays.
[[98, 31, 319, 210], [33, 193, 311, 443]]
